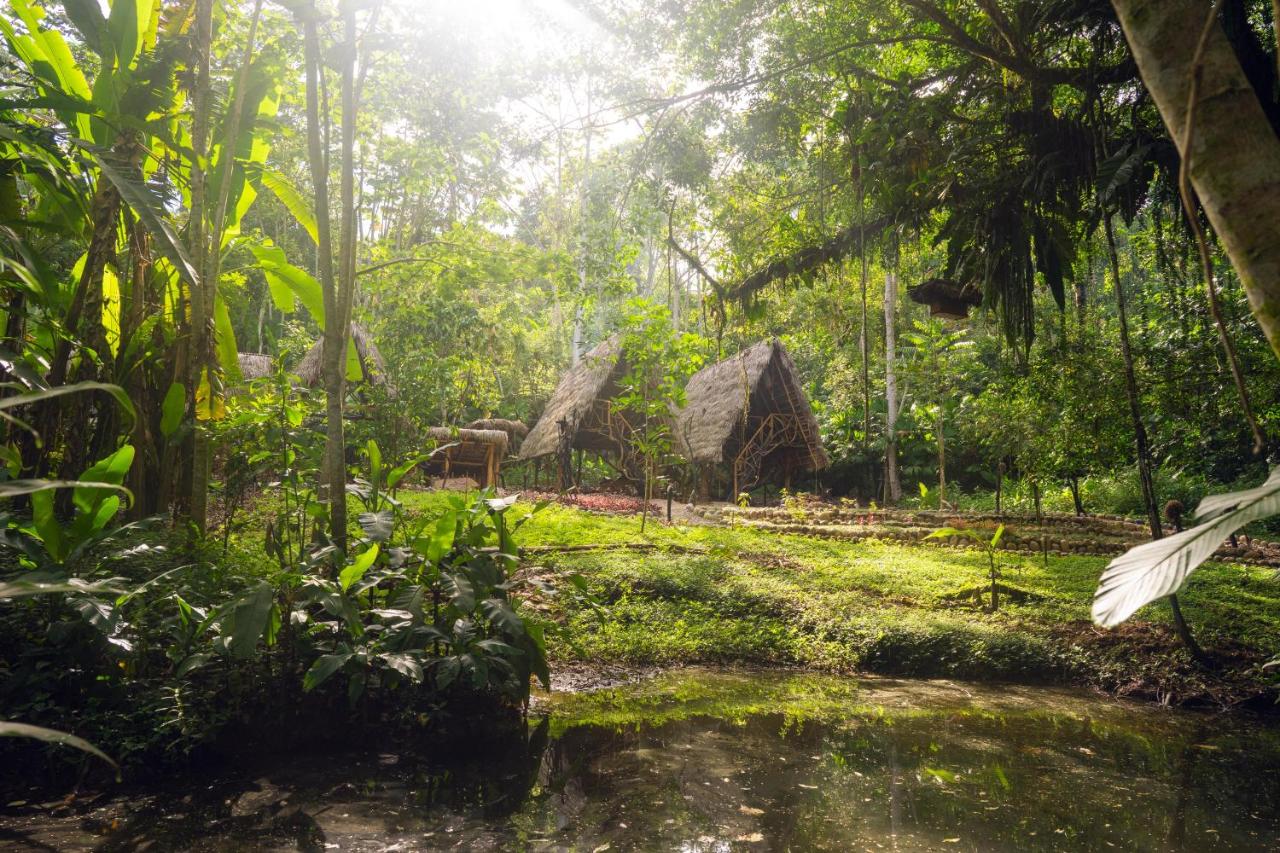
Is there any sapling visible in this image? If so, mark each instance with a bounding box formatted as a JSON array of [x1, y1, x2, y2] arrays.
[[927, 524, 1006, 611]]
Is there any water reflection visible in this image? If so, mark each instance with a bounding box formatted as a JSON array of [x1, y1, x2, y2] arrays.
[[5, 671, 1280, 851]]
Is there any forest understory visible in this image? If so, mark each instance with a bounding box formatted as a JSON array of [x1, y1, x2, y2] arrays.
[[389, 491, 1280, 711]]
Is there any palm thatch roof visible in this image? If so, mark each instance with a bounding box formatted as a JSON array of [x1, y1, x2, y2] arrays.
[[425, 426, 509, 455], [237, 352, 274, 382], [466, 418, 529, 453], [519, 337, 626, 460], [673, 339, 828, 472], [907, 277, 982, 319], [424, 427, 509, 488], [293, 323, 390, 389]]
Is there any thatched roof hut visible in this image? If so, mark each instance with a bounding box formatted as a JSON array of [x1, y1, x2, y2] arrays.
[[423, 427, 509, 489], [907, 277, 982, 319], [237, 352, 274, 382], [518, 338, 628, 460], [466, 418, 529, 453], [293, 323, 390, 390], [673, 339, 827, 494]]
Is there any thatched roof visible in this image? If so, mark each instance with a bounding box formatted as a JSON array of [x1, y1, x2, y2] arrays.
[[424, 427, 509, 483], [673, 339, 828, 471], [293, 323, 390, 389], [466, 418, 529, 452], [907, 277, 982, 319], [519, 338, 624, 460], [425, 427, 509, 455], [237, 352, 274, 382]]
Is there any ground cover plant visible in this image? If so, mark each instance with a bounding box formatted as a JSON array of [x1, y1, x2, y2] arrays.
[[395, 491, 1280, 707]]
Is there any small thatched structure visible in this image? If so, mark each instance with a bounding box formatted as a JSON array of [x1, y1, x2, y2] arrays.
[[237, 352, 274, 382], [423, 427, 509, 489], [673, 339, 827, 497], [466, 418, 529, 453], [294, 323, 391, 390], [519, 338, 631, 463], [907, 277, 982, 319]]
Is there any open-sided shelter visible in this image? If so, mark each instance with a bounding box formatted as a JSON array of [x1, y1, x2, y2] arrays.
[[466, 418, 529, 455], [907, 277, 982, 320], [673, 339, 828, 498], [518, 338, 634, 479], [423, 427, 509, 489]]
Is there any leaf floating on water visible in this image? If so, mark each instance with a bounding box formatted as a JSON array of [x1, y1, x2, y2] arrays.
[[735, 833, 764, 842], [942, 839, 960, 844], [591, 845, 611, 853], [798, 783, 818, 790], [739, 805, 765, 816]]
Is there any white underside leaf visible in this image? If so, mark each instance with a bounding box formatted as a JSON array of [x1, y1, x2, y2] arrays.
[[1092, 467, 1280, 628]]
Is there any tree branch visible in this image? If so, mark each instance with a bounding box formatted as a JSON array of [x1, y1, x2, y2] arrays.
[[724, 215, 893, 302]]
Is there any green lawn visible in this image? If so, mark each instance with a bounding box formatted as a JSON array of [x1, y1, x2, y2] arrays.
[[399, 490, 1280, 703]]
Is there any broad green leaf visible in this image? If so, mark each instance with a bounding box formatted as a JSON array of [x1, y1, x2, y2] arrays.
[[991, 525, 1005, 548], [73, 445, 134, 517], [160, 382, 185, 438], [101, 264, 120, 357], [246, 243, 324, 327], [425, 513, 455, 564], [345, 337, 361, 382], [339, 544, 380, 592], [62, 0, 110, 59], [227, 584, 275, 659], [107, 0, 154, 69], [252, 166, 318, 245], [30, 489, 64, 561], [213, 293, 242, 384], [0, 381, 135, 428], [434, 655, 460, 690], [357, 510, 393, 543], [303, 651, 352, 691], [0, 721, 118, 778], [0, 479, 130, 502], [379, 652, 422, 683], [0, 577, 122, 599]]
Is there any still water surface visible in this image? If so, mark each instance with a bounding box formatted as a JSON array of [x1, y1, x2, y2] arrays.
[[5, 670, 1280, 851]]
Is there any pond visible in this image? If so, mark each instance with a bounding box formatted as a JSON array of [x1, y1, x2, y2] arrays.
[[5, 670, 1280, 851]]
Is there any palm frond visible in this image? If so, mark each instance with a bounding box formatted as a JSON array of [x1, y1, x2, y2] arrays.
[[1092, 467, 1280, 627]]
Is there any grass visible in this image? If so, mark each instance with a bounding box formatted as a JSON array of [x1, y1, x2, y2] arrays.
[[398, 490, 1280, 705]]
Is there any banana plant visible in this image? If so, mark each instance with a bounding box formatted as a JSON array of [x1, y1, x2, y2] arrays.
[[1093, 467, 1280, 628]]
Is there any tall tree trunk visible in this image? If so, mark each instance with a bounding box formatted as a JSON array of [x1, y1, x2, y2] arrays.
[[1111, 0, 1280, 359], [186, 0, 215, 533], [935, 405, 946, 509], [1104, 215, 1162, 539], [883, 268, 902, 504], [1106, 212, 1207, 663], [323, 2, 360, 553], [300, 2, 343, 555]]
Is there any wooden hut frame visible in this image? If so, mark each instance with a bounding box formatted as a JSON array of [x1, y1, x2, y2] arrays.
[[518, 338, 639, 484], [465, 418, 529, 455], [424, 427, 509, 489], [673, 339, 828, 498]]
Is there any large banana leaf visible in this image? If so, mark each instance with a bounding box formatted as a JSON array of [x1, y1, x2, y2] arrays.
[[1092, 467, 1280, 627], [0, 721, 118, 778]]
